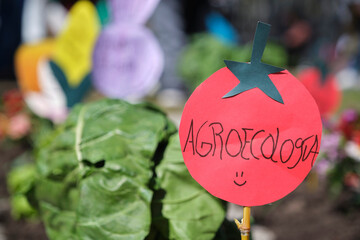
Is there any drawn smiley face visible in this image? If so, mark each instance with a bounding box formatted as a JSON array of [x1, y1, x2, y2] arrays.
[[234, 171, 247, 187]]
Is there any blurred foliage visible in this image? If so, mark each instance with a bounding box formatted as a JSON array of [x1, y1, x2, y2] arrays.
[[316, 107, 360, 211], [178, 33, 288, 92], [6, 115, 55, 220], [338, 90, 360, 114], [328, 157, 360, 197], [7, 152, 37, 219]]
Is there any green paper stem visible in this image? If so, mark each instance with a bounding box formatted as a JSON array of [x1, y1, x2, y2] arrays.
[[251, 22, 271, 64]]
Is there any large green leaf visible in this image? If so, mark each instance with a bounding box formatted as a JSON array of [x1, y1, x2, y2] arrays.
[[153, 134, 225, 240], [34, 99, 176, 240], [75, 170, 152, 240]]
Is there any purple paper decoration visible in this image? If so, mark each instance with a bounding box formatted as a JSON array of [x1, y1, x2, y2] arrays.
[[92, 24, 164, 99], [109, 0, 160, 24]]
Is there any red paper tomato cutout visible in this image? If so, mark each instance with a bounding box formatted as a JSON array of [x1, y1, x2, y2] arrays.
[[179, 68, 322, 206], [298, 67, 341, 119]]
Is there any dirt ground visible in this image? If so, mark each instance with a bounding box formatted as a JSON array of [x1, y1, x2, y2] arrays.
[[1, 143, 360, 240], [253, 178, 360, 240]]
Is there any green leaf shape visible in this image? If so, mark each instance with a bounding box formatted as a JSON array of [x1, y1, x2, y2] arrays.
[[34, 99, 176, 240], [153, 134, 225, 240], [49, 60, 92, 108], [96, 0, 110, 27], [223, 22, 285, 103]]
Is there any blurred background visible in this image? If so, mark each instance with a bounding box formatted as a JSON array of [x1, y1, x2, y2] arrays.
[[1, 0, 360, 239]]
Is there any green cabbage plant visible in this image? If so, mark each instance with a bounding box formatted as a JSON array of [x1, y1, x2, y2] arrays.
[[8, 99, 226, 240]]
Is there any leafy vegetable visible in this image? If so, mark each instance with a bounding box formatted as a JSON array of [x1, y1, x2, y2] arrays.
[[151, 134, 225, 240], [179, 34, 239, 91], [236, 42, 288, 69], [8, 99, 225, 240], [7, 152, 38, 219]]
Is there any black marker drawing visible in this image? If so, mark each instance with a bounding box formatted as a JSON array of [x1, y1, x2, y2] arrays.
[[183, 119, 320, 169], [234, 171, 247, 187]]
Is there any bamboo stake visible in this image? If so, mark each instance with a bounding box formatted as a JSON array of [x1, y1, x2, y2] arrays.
[[234, 206, 251, 240]]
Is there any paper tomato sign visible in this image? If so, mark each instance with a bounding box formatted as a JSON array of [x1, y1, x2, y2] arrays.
[[179, 22, 322, 206], [298, 66, 341, 119]]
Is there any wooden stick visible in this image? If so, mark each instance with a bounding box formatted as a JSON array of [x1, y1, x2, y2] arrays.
[[234, 206, 251, 240]]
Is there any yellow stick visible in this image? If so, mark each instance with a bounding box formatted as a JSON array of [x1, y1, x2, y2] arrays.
[[234, 206, 251, 240]]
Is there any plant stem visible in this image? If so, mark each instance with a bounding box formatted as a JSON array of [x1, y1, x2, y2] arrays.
[[241, 206, 251, 240], [234, 206, 251, 240]]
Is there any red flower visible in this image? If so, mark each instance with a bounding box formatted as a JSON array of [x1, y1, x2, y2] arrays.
[[2, 89, 24, 117], [338, 109, 360, 140], [7, 113, 31, 140], [353, 130, 360, 146], [344, 172, 360, 189]]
